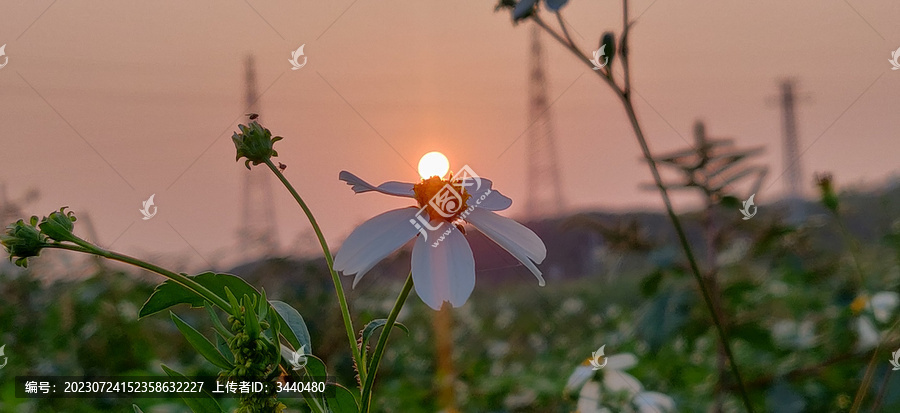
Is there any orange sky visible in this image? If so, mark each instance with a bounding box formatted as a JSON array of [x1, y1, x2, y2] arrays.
[[2, 0, 899, 271]]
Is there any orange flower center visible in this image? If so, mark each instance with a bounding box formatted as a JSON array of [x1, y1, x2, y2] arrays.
[[850, 294, 869, 314], [413, 176, 471, 223]]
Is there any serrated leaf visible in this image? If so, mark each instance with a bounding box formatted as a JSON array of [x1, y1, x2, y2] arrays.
[[271, 300, 312, 353], [361, 319, 410, 348], [171, 312, 232, 370], [161, 365, 224, 413], [139, 272, 260, 318]]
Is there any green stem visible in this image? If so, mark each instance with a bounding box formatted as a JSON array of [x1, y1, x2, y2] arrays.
[[44, 242, 232, 313], [359, 273, 414, 413], [263, 160, 366, 383], [850, 315, 900, 412], [554, 12, 575, 48], [621, 100, 753, 411], [835, 216, 866, 286], [533, 7, 754, 411]]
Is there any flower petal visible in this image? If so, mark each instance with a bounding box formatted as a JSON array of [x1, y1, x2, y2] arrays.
[[634, 391, 676, 413], [565, 365, 595, 393], [339, 171, 415, 198], [411, 225, 476, 310], [605, 353, 638, 370], [603, 371, 642, 396], [464, 178, 512, 211], [465, 208, 547, 285], [474, 190, 513, 211], [334, 207, 419, 287]]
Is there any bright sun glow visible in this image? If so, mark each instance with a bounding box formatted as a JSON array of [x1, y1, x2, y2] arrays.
[[418, 151, 450, 179]]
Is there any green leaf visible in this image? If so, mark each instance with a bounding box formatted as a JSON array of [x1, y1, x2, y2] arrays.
[[139, 272, 260, 318], [268, 309, 282, 360], [205, 302, 233, 340], [305, 354, 327, 379], [327, 382, 360, 413], [243, 294, 260, 340], [765, 381, 806, 413], [258, 288, 269, 321], [162, 365, 224, 413], [639, 269, 664, 297], [215, 333, 234, 365], [225, 287, 240, 316], [720, 195, 741, 209], [271, 300, 312, 352], [731, 322, 776, 351], [170, 312, 233, 370], [637, 290, 693, 352], [360, 319, 410, 348]]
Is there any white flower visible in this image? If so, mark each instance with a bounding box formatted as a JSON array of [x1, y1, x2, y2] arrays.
[[567, 352, 675, 413], [871, 291, 899, 323], [333, 170, 546, 310]]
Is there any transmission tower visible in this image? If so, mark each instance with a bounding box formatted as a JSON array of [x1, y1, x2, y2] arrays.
[[238, 55, 279, 259], [776, 80, 806, 223], [524, 24, 565, 219]]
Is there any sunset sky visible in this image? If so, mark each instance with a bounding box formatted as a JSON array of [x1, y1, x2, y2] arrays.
[[2, 0, 898, 271]]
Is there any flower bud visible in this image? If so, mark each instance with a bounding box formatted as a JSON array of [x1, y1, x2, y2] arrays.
[[38, 207, 78, 243], [815, 173, 839, 213], [1, 216, 47, 267], [600, 32, 615, 69], [232, 121, 283, 170]]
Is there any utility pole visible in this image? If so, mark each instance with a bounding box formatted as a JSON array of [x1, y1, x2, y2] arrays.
[[525, 24, 565, 220], [238, 55, 279, 259]]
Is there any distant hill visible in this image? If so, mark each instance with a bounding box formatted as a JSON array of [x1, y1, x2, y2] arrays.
[[228, 180, 900, 287]]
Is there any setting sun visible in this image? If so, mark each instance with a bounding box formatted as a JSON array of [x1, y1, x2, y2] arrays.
[[417, 151, 450, 179]]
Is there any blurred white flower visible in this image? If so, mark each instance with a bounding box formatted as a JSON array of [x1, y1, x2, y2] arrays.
[[715, 238, 750, 266], [561, 297, 586, 315], [333, 170, 546, 310], [870, 291, 899, 323], [566, 351, 675, 413], [855, 317, 879, 351], [771, 319, 816, 350], [849, 290, 899, 351], [503, 388, 537, 410], [633, 391, 677, 413]]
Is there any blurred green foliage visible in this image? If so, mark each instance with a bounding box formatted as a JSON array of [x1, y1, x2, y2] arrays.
[[2, 184, 900, 412]]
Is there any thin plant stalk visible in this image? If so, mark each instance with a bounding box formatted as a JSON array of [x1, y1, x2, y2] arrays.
[[359, 273, 414, 413], [44, 242, 232, 312], [264, 160, 367, 383], [826, 195, 883, 411], [851, 316, 900, 411], [531, 3, 754, 410]]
